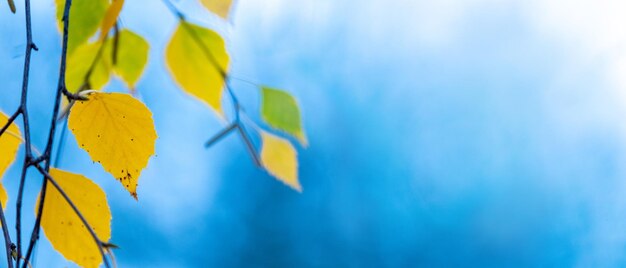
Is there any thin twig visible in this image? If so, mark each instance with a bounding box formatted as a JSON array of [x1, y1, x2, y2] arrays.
[[15, 0, 38, 264], [22, 0, 73, 265], [0, 201, 14, 268], [0, 109, 21, 138], [205, 123, 237, 148]]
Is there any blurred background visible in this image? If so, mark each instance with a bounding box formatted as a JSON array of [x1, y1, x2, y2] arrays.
[[3, 0, 626, 267]]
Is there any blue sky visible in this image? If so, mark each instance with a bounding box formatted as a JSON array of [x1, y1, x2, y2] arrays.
[[3, 0, 626, 267]]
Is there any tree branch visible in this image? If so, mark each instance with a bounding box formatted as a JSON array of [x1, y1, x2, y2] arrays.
[[0, 202, 14, 268], [22, 0, 73, 265], [14, 0, 38, 265]]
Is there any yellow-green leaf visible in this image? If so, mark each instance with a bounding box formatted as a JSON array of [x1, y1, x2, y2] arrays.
[[200, 0, 233, 19], [0, 111, 22, 208], [68, 92, 157, 199], [56, 0, 109, 54], [66, 42, 111, 93], [260, 131, 301, 192], [261, 87, 307, 146], [39, 168, 111, 268], [165, 21, 229, 115], [98, 0, 124, 41], [109, 29, 149, 89]]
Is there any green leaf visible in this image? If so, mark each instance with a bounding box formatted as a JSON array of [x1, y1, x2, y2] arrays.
[[165, 22, 229, 115], [260, 87, 307, 146], [108, 29, 149, 90], [56, 0, 109, 54], [65, 42, 111, 93]]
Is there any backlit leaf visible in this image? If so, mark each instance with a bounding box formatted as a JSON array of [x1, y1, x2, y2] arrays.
[[108, 29, 149, 89], [39, 168, 111, 268], [68, 92, 157, 199], [261, 87, 307, 146], [260, 131, 301, 192], [200, 0, 233, 19], [166, 21, 229, 115], [98, 0, 124, 41], [0, 183, 7, 210], [0, 111, 22, 207], [56, 0, 109, 54], [65, 42, 111, 93]]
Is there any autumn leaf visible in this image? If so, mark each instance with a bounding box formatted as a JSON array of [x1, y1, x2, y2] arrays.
[[98, 0, 124, 41], [55, 0, 109, 54], [68, 92, 157, 199], [260, 131, 301, 192], [108, 29, 149, 89], [261, 87, 308, 146], [166, 21, 229, 115], [65, 42, 111, 93], [39, 168, 111, 268], [0, 111, 22, 208], [200, 0, 233, 19]]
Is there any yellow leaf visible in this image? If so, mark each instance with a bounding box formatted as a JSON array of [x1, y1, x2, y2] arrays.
[[166, 22, 229, 115], [98, 0, 124, 41], [109, 29, 149, 89], [39, 168, 111, 268], [65, 42, 111, 93], [200, 0, 233, 19], [0, 183, 7, 210], [56, 0, 109, 54], [260, 131, 301, 192], [0, 111, 22, 207], [68, 92, 157, 199]]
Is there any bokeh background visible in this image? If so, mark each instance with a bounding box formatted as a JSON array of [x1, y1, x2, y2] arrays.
[[3, 0, 626, 267]]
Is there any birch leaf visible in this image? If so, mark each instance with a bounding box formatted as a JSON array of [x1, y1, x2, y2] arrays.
[[68, 92, 157, 199], [166, 21, 229, 115], [109, 29, 149, 89], [200, 0, 233, 19], [56, 0, 109, 54], [98, 0, 124, 41], [260, 87, 308, 146], [0, 111, 22, 208], [65, 42, 111, 93], [39, 168, 111, 268], [260, 131, 301, 192]]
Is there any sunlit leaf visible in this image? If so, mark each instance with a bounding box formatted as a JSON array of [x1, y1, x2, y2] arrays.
[[66, 42, 111, 93], [0, 183, 7, 210], [39, 168, 111, 268], [200, 0, 233, 19], [56, 0, 109, 54], [261, 87, 308, 146], [98, 0, 124, 41], [68, 92, 157, 199], [108, 29, 149, 89], [260, 131, 301, 192], [0, 111, 22, 207], [166, 21, 229, 115]]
